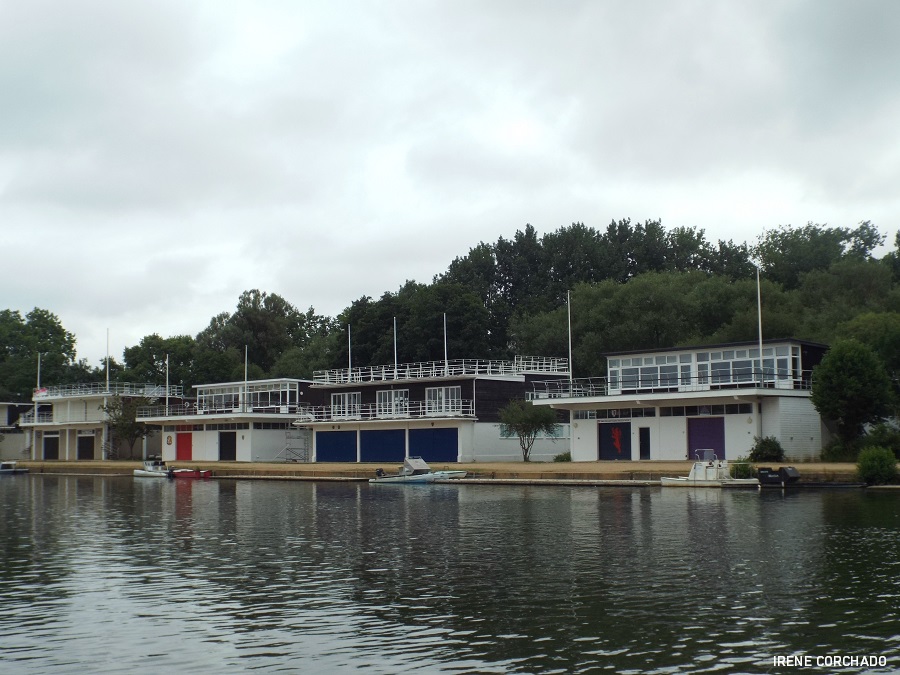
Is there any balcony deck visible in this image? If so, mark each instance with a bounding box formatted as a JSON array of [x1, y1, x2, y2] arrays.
[[313, 356, 568, 385], [34, 382, 183, 400], [530, 370, 813, 400]]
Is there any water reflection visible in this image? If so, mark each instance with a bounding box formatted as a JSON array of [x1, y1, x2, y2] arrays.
[[1, 476, 899, 673]]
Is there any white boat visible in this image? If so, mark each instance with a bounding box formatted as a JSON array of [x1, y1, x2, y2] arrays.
[[370, 457, 437, 484], [660, 457, 759, 488], [0, 461, 28, 475], [433, 469, 468, 480], [133, 459, 172, 478]]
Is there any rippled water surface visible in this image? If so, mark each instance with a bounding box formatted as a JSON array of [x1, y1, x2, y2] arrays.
[[2, 476, 899, 673]]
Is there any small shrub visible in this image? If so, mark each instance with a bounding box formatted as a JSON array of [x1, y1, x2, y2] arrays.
[[857, 446, 899, 485], [553, 451, 572, 463], [749, 436, 785, 463], [730, 456, 755, 479]]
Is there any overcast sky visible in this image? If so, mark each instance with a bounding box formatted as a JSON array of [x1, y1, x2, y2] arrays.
[[2, 0, 899, 367]]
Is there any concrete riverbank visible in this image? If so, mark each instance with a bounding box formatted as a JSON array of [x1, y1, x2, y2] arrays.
[[16, 459, 866, 485]]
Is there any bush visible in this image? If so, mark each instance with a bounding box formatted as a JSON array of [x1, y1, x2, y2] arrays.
[[857, 446, 899, 485], [553, 451, 572, 463], [821, 439, 861, 462], [863, 424, 900, 460], [730, 456, 755, 479], [749, 436, 785, 463]]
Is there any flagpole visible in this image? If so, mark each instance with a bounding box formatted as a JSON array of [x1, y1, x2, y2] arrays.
[[165, 354, 170, 415], [567, 290, 573, 385], [348, 323, 352, 377], [244, 345, 248, 412], [105, 328, 110, 391], [757, 266, 764, 386], [393, 316, 398, 375], [443, 313, 448, 376]]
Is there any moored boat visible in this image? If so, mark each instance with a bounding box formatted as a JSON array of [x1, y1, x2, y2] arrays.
[[134, 459, 172, 478], [370, 457, 437, 484], [433, 469, 468, 480], [170, 468, 212, 479], [0, 461, 28, 475], [660, 458, 759, 488]]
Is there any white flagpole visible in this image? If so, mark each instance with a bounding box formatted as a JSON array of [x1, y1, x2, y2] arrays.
[[567, 290, 573, 384], [757, 266, 764, 386], [105, 328, 110, 391], [244, 345, 248, 411], [165, 354, 170, 415], [348, 324, 352, 377], [393, 316, 398, 375], [443, 313, 448, 376]]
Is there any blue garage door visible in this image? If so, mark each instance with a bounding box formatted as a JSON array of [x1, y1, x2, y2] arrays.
[[599, 422, 632, 460], [409, 428, 458, 463], [316, 431, 357, 462], [360, 429, 405, 463]]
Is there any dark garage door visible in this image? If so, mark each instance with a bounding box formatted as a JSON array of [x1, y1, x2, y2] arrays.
[[599, 422, 631, 460], [360, 429, 405, 463], [409, 428, 458, 463], [316, 430, 357, 462], [687, 417, 726, 460]]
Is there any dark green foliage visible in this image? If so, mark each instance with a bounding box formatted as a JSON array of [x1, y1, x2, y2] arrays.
[[499, 399, 560, 462], [729, 456, 755, 479], [811, 340, 894, 443], [553, 451, 572, 462], [821, 439, 861, 462], [749, 436, 786, 463], [861, 424, 900, 460], [857, 446, 898, 485]]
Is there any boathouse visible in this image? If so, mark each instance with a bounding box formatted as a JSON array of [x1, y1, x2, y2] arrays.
[[19, 382, 179, 460], [529, 339, 829, 462], [138, 378, 316, 462], [296, 356, 570, 464]]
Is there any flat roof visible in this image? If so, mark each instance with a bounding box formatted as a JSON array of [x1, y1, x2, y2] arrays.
[[603, 338, 828, 358]]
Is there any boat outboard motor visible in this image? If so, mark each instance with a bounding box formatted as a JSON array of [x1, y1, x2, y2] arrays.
[[375, 468, 385, 478]]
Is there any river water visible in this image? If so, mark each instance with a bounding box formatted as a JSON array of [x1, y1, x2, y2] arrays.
[[1, 475, 898, 674]]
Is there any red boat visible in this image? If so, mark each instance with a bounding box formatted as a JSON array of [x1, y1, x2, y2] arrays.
[[170, 468, 212, 479]]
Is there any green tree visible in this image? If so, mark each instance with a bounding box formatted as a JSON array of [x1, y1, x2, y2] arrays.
[[0, 308, 78, 400], [102, 395, 155, 460], [755, 221, 885, 290], [811, 340, 894, 443], [499, 399, 560, 462]]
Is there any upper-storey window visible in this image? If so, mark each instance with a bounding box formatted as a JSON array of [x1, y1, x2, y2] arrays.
[[376, 390, 408, 416], [331, 392, 361, 418], [426, 386, 461, 414]]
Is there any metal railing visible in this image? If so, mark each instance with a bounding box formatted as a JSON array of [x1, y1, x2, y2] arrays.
[[137, 403, 305, 419], [33, 382, 183, 399], [529, 370, 814, 399], [313, 356, 568, 384], [293, 399, 475, 423], [20, 411, 107, 425]]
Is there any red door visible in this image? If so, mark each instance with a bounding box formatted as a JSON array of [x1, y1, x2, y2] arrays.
[[176, 432, 193, 460]]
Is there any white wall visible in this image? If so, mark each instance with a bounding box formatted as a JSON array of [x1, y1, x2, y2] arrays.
[[471, 423, 569, 462]]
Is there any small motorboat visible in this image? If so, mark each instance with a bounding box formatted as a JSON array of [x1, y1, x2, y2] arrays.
[[170, 468, 212, 480], [0, 461, 28, 475], [370, 457, 437, 484], [433, 469, 468, 480], [757, 466, 801, 487], [661, 456, 759, 488], [134, 458, 173, 478]]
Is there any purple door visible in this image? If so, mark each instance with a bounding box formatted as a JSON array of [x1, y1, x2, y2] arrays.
[[687, 417, 726, 460]]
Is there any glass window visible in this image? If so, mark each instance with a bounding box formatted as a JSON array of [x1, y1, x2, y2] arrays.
[[640, 367, 659, 388], [736, 350, 747, 358], [776, 346, 789, 356], [697, 352, 709, 362], [672, 407, 685, 416], [609, 370, 619, 389], [377, 389, 408, 416], [732, 360, 753, 382], [697, 363, 709, 384], [685, 406, 698, 416], [680, 353, 692, 363], [711, 361, 730, 384], [622, 368, 639, 389], [608, 359, 619, 367], [655, 355, 667, 365], [723, 350, 735, 359], [680, 364, 692, 385], [750, 349, 759, 358], [711, 352, 722, 361], [644, 357, 654, 365], [426, 386, 462, 414], [660, 365, 678, 387], [660, 407, 672, 417], [331, 392, 361, 418]]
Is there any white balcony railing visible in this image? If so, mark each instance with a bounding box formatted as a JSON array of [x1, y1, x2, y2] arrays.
[[529, 370, 814, 400], [34, 382, 183, 400], [294, 400, 475, 423], [313, 356, 568, 385], [20, 411, 108, 425]]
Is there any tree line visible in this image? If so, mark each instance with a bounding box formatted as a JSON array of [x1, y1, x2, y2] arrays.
[[2, 219, 898, 402]]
